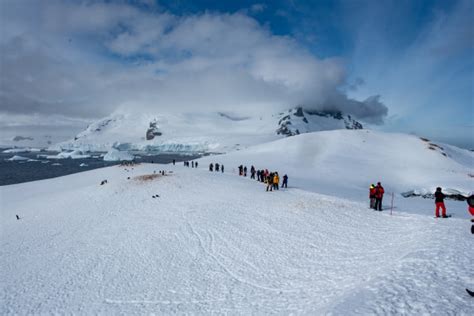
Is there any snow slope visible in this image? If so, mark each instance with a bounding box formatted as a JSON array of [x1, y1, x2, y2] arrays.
[[199, 129, 473, 201], [1, 163, 473, 314], [51, 108, 364, 153]]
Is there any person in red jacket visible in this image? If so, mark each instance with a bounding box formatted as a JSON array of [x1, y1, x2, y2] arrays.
[[369, 184, 376, 209], [466, 195, 474, 296], [374, 182, 384, 211], [434, 187, 447, 218], [468, 195, 474, 233]]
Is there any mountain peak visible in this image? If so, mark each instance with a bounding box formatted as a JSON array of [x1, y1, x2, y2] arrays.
[[276, 107, 363, 137]]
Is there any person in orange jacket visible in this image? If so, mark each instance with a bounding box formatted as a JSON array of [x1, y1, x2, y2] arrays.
[[273, 172, 279, 190], [374, 182, 384, 211], [369, 184, 376, 209]]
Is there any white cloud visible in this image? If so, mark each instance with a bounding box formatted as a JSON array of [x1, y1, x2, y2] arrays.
[[0, 0, 388, 128]]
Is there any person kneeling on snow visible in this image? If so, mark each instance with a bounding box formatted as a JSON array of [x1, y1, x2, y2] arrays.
[[434, 187, 448, 218]]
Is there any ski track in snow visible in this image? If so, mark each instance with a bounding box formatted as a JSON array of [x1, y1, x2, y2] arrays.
[[1, 164, 473, 314]]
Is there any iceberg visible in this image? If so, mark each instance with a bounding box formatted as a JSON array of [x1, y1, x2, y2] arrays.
[[103, 149, 134, 161], [6, 155, 30, 161]]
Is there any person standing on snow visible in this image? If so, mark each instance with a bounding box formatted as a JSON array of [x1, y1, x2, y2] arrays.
[[282, 174, 288, 188], [468, 195, 474, 233], [221, 164, 224, 173], [209, 163, 213, 172], [215, 163, 220, 172], [266, 173, 273, 191], [374, 182, 384, 211], [273, 172, 279, 190], [243, 166, 247, 177], [369, 184, 376, 209], [250, 166, 256, 179], [434, 187, 448, 218], [465, 195, 474, 297]]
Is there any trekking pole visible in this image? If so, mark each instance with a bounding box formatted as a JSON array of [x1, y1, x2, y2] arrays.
[[390, 192, 394, 216]]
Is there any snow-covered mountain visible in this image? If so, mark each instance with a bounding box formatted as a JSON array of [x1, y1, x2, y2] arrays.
[[51, 107, 364, 153], [276, 107, 362, 136]]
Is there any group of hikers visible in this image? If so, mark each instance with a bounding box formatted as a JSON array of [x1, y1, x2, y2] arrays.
[[368, 182, 385, 211], [237, 165, 288, 192], [171, 159, 199, 168], [203, 162, 289, 191], [369, 182, 473, 221], [181, 161, 198, 168], [177, 160, 467, 220], [209, 163, 224, 172]]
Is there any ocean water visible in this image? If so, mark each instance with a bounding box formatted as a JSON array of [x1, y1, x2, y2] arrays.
[[0, 151, 200, 186]]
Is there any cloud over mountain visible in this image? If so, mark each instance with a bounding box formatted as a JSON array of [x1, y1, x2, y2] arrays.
[[0, 0, 387, 124]]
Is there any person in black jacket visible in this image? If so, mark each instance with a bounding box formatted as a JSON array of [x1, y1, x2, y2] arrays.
[[250, 166, 256, 179], [282, 174, 288, 188], [434, 187, 448, 218]]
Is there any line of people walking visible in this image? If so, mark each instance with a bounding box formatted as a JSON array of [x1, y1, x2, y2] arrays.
[[238, 165, 288, 192], [181, 160, 199, 168], [209, 163, 224, 173]]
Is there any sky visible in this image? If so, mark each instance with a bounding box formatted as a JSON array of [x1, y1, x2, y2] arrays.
[[0, 0, 472, 148]]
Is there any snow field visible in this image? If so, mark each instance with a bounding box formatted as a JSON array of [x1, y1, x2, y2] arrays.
[[1, 163, 473, 314]]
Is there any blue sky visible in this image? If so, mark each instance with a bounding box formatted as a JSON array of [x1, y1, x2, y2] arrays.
[[156, 0, 473, 146], [0, 0, 472, 147]]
